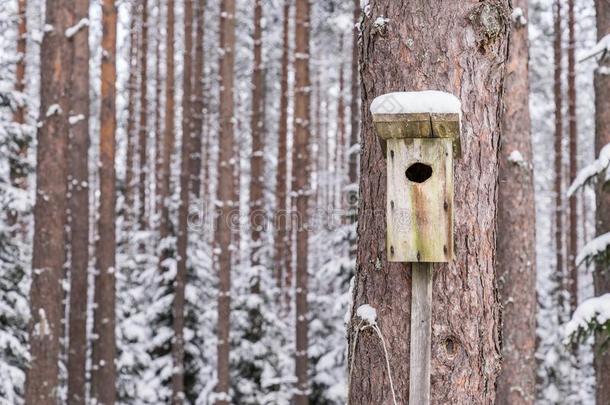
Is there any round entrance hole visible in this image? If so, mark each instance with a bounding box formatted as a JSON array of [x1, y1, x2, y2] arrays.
[[405, 162, 433, 183]]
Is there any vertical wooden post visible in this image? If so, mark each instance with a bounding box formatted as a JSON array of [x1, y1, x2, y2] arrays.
[[409, 262, 432, 405]]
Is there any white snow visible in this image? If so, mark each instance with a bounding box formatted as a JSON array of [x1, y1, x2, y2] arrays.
[[46, 104, 62, 117], [373, 16, 389, 29], [69, 114, 85, 125], [508, 150, 526, 166], [65, 18, 89, 38], [370, 91, 461, 116], [575, 232, 610, 266], [356, 304, 377, 325], [511, 7, 527, 27], [567, 142, 610, 196], [565, 294, 610, 340], [579, 34, 610, 62]]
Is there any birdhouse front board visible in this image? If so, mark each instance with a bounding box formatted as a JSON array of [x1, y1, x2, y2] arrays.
[[386, 137, 454, 262]]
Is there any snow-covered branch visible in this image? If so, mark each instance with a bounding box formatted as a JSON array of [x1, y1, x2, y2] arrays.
[[575, 232, 610, 267], [579, 33, 610, 62], [567, 142, 610, 196], [565, 294, 610, 345]]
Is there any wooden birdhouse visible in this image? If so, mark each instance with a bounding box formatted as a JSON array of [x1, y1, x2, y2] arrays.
[[370, 91, 462, 263]]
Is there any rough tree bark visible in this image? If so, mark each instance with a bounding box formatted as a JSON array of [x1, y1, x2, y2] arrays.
[[274, 0, 290, 288], [159, 0, 175, 243], [250, 0, 265, 269], [594, 0, 610, 401], [9, 0, 28, 230], [138, 0, 149, 229], [172, 0, 193, 401], [215, 0, 236, 402], [66, 0, 90, 401], [25, 0, 73, 401], [347, 1, 509, 404], [553, 0, 565, 312], [348, 0, 360, 187], [496, 1, 537, 404], [292, 0, 311, 403], [191, 0, 206, 200], [90, 0, 118, 402], [125, 3, 138, 219], [567, 0, 578, 315]]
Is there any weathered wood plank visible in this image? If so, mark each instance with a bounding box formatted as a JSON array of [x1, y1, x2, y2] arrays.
[[409, 262, 433, 405]]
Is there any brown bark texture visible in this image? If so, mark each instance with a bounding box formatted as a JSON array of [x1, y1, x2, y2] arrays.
[[172, 0, 193, 401], [154, 0, 163, 219], [191, 0, 206, 200], [25, 0, 73, 401], [90, 0, 118, 402], [348, 0, 360, 187], [250, 0, 265, 269], [66, 0, 90, 401], [215, 0, 236, 402], [495, 1, 537, 404], [138, 0, 149, 230], [594, 0, 610, 401], [567, 0, 578, 314], [125, 5, 138, 219], [160, 0, 175, 242], [292, 0, 311, 403], [347, 1, 509, 404], [274, 0, 290, 288]]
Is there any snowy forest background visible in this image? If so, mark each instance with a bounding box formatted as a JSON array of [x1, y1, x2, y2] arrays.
[[0, 0, 608, 404]]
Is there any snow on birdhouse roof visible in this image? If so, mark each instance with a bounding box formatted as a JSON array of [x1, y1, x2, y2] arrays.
[[370, 91, 461, 116]]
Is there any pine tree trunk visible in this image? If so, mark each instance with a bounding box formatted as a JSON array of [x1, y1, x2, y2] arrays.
[[250, 0, 265, 269], [159, 0, 175, 242], [25, 0, 73, 401], [348, 2, 509, 403], [90, 0, 118, 402], [336, 39, 346, 212], [495, 2, 537, 403], [274, 0, 290, 288], [66, 0, 90, 401], [348, 0, 359, 187], [292, 0, 311, 403], [191, 0, 206, 200], [594, 0, 610, 401], [215, 0, 236, 402], [125, 5, 138, 219], [172, 0, 193, 401], [9, 0, 28, 230], [553, 0, 565, 314], [567, 0, 578, 315], [138, 0, 149, 230], [154, 0, 164, 219]]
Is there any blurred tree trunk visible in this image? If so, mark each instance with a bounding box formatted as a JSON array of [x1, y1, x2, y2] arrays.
[[348, 1, 509, 403], [191, 0, 206, 200], [90, 0, 118, 402], [154, 0, 163, 219], [159, 0, 175, 244], [348, 0, 359, 187], [250, 0, 265, 270], [336, 36, 346, 211], [66, 0, 90, 401], [125, 4, 139, 220], [274, 0, 290, 289], [25, 0, 73, 401], [215, 0, 236, 402], [138, 0, 149, 229], [553, 0, 565, 313], [292, 0, 311, 403], [594, 0, 610, 401], [9, 0, 28, 230], [496, 2, 536, 404], [172, 0, 193, 401]]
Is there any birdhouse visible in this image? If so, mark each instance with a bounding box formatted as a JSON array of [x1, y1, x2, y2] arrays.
[[370, 91, 462, 263]]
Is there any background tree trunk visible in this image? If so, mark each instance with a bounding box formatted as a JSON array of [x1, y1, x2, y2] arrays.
[[496, 1, 537, 403], [154, 0, 163, 219], [125, 4, 139, 219], [215, 0, 236, 402], [594, 0, 610, 401], [274, 0, 290, 288], [191, 0, 206, 200], [66, 0, 90, 401], [138, 0, 149, 230], [292, 0, 311, 403], [172, 0, 193, 401], [25, 0, 73, 401], [348, 0, 359, 188], [348, 1, 509, 403], [250, 0, 265, 269], [90, 0, 118, 402]]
